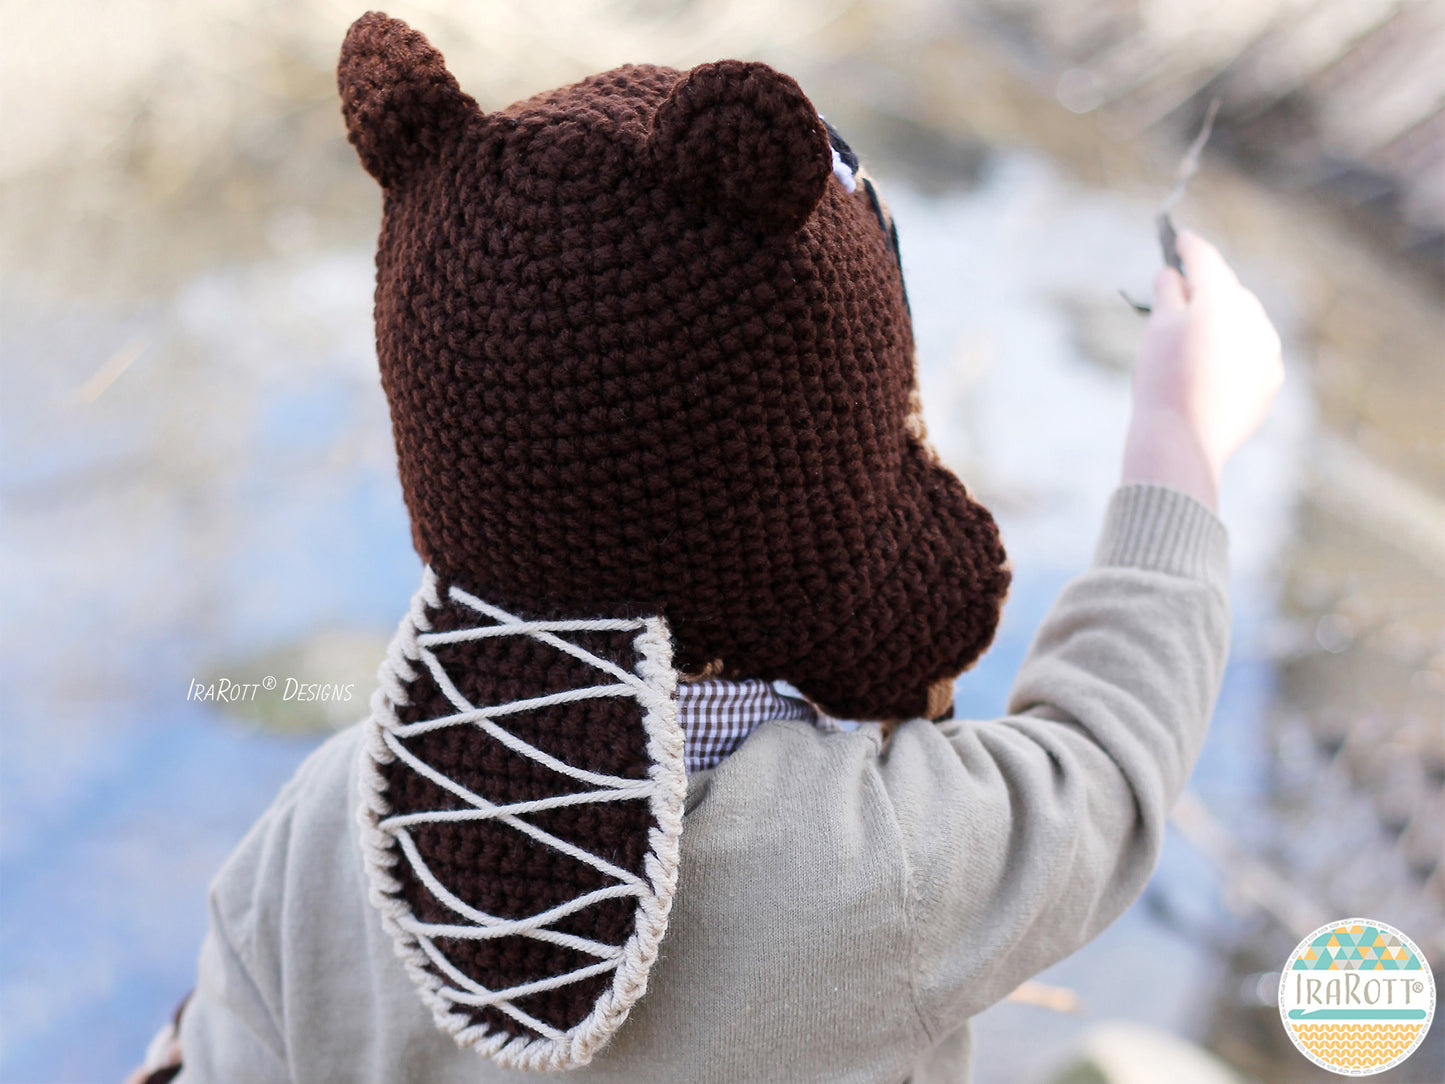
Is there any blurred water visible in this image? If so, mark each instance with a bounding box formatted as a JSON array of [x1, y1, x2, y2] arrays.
[[0, 252, 420, 1079], [0, 142, 1318, 1081]]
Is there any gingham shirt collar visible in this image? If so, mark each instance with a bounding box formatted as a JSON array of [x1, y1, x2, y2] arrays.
[[676, 678, 842, 773]]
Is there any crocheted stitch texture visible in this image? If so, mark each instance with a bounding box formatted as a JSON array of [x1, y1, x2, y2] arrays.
[[339, 11, 1009, 721], [358, 569, 685, 1069], [387, 602, 649, 1038]]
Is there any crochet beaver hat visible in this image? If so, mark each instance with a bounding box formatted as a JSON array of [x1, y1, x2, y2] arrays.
[[341, 11, 1008, 1070]]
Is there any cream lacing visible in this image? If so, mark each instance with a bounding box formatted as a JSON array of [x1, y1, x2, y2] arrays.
[[357, 568, 686, 1070]]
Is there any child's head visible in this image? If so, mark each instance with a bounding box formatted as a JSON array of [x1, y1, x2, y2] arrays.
[[340, 13, 1009, 720]]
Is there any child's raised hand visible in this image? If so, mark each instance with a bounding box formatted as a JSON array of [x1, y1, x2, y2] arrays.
[[1121, 229, 1284, 510]]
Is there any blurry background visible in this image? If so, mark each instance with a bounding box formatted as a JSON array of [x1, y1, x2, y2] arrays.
[[1, 1, 1441, 1081]]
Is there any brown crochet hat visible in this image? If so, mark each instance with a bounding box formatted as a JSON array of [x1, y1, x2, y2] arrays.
[[341, 11, 1008, 1070]]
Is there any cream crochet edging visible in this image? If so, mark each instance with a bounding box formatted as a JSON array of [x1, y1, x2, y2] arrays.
[[355, 566, 687, 1071]]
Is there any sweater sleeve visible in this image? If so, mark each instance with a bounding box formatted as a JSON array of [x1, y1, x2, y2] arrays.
[[172, 895, 290, 1084], [878, 483, 1230, 1037]]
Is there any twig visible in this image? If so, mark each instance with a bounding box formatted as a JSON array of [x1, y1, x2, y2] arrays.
[[79, 337, 148, 404], [1005, 980, 1083, 1014], [1157, 97, 1220, 274], [1122, 96, 1222, 312], [1161, 97, 1221, 215], [1119, 288, 1152, 314]]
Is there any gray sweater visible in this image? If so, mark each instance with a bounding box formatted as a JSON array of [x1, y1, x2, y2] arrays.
[[174, 483, 1230, 1083]]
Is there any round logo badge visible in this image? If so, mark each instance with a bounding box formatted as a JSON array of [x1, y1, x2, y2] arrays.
[[1279, 918, 1435, 1075]]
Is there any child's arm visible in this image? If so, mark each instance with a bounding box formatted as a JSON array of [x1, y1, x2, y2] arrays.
[[883, 230, 1281, 1033]]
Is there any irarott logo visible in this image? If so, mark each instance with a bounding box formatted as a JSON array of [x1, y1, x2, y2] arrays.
[[1279, 918, 1435, 1075]]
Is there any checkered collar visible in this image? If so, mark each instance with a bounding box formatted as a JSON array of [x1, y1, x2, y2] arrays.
[[676, 678, 844, 773]]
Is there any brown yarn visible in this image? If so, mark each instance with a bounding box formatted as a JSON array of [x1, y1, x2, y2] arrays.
[[339, 11, 1008, 722], [383, 583, 657, 1038]]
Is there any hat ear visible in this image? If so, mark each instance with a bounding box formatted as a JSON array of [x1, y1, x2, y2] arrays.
[[647, 60, 832, 234], [338, 12, 476, 188]]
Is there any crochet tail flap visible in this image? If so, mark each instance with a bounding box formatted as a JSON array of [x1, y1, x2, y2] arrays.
[[357, 569, 686, 1071]]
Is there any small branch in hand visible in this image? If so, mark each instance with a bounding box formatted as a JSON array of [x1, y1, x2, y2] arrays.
[[1121, 96, 1222, 312], [1119, 288, 1151, 315], [1157, 211, 1182, 276], [1160, 97, 1221, 216], [1157, 96, 1220, 274]]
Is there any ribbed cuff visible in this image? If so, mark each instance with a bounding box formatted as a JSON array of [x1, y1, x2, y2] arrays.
[[1092, 483, 1229, 585]]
